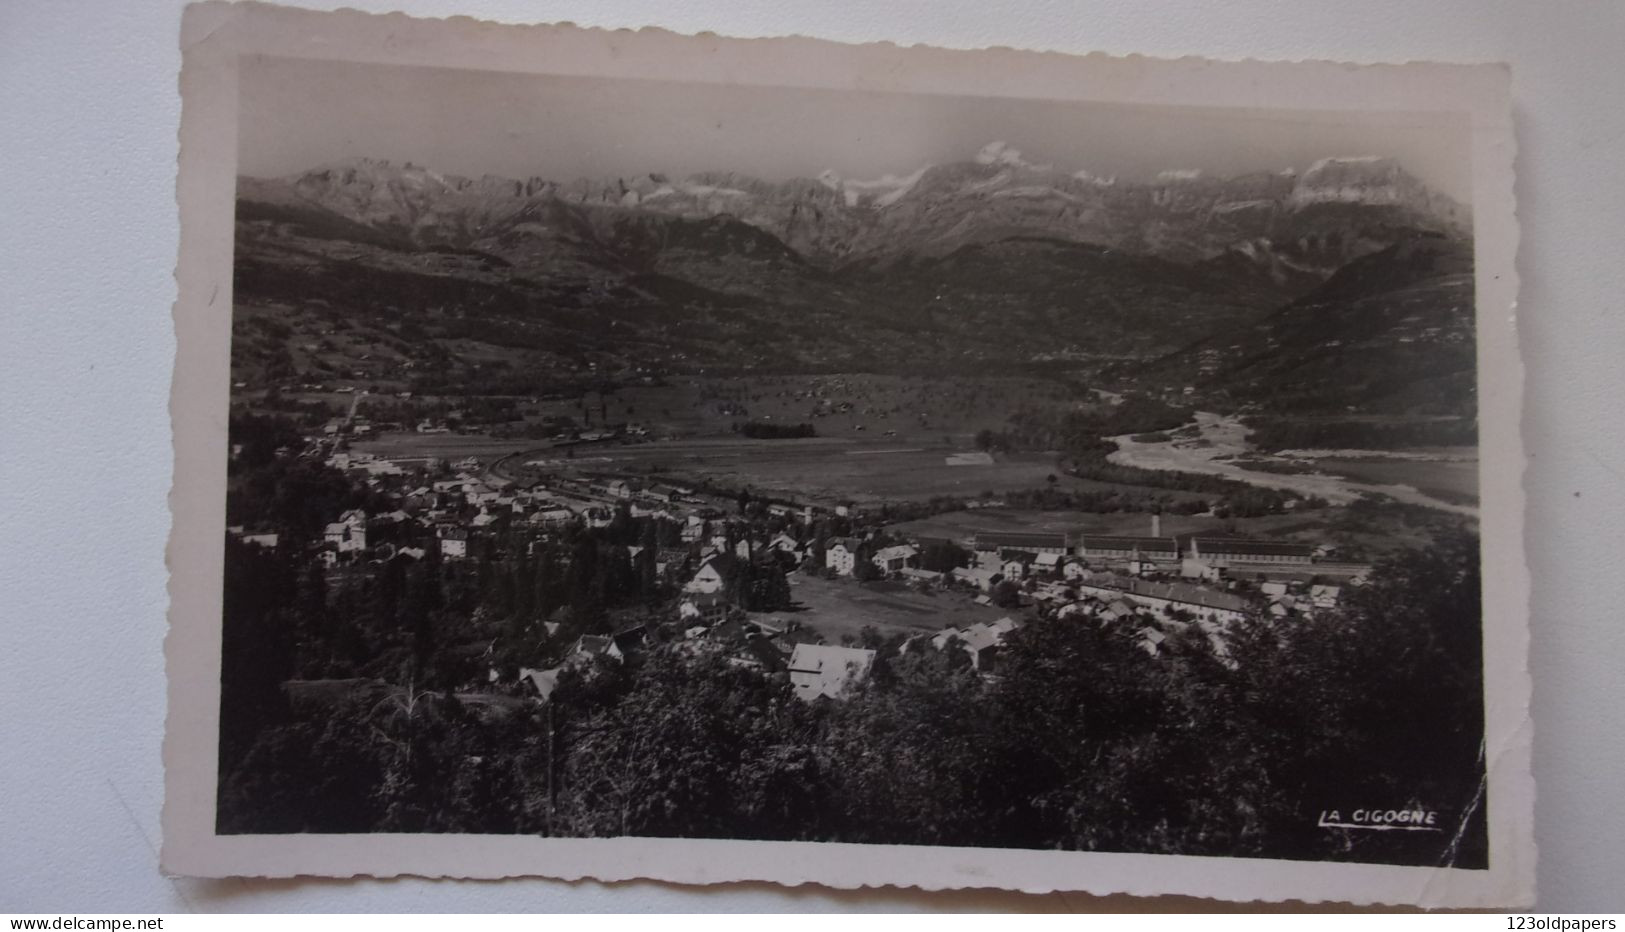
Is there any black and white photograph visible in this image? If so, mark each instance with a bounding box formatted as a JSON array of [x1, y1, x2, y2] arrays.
[[162, 3, 1531, 907]]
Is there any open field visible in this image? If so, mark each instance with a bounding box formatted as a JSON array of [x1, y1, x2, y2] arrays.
[[643, 445, 1117, 504], [486, 372, 1094, 445], [338, 369, 1138, 500], [552, 437, 1173, 504], [889, 506, 1463, 559], [761, 572, 1009, 644], [352, 425, 1206, 504], [347, 429, 1173, 503]]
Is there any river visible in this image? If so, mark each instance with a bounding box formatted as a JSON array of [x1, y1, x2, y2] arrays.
[[1106, 412, 1479, 517]]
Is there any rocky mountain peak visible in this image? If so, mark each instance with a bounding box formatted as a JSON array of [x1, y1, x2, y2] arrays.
[[250, 144, 1467, 276]]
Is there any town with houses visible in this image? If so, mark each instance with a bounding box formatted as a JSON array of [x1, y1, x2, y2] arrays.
[[230, 423, 1375, 708]]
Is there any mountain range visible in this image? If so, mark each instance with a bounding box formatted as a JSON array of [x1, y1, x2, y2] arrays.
[[231, 143, 1474, 411], [1145, 234, 1477, 415]]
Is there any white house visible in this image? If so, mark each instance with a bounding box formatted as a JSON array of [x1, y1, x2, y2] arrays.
[[951, 565, 1002, 591], [324, 521, 366, 553], [684, 558, 727, 595], [871, 544, 919, 574], [931, 617, 1019, 672], [439, 527, 468, 559], [788, 644, 876, 701], [825, 539, 858, 576], [533, 507, 574, 527], [899, 567, 943, 585], [1310, 584, 1342, 609], [679, 593, 728, 625], [1032, 552, 1064, 575]]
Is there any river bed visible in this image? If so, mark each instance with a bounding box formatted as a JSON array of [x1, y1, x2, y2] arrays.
[[1107, 412, 1479, 517]]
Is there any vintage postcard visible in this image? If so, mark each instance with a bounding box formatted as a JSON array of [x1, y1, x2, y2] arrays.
[[165, 1, 1531, 907]]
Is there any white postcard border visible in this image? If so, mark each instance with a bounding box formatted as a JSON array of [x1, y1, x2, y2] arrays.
[[165, 1, 1530, 907]]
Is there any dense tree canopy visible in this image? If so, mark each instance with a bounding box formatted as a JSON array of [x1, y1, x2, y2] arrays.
[[218, 516, 1486, 867]]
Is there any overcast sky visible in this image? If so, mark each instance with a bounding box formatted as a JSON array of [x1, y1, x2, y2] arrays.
[[239, 55, 1473, 204]]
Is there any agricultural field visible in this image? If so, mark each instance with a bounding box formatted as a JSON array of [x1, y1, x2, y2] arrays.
[[628, 445, 1107, 504], [332, 371, 1118, 488], [765, 572, 1009, 644], [890, 505, 1464, 560], [522, 373, 1095, 444], [350, 432, 535, 464], [492, 435, 1168, 505]]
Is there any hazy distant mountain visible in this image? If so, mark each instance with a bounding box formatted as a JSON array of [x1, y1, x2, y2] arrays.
[[261, 145, 1465, 273], [231, 145, 1472, 390]]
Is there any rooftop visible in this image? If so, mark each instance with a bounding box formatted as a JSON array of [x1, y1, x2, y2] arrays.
[[975, 531, 1069, 549], [1191, 537, 1316, 558], [1078, 535, 1178, 553], [1077, 573, 1249, 613], [788, 644, 876, 701]]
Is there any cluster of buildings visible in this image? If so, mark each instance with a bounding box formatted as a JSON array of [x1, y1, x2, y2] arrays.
[[967, 520, 1333, 575], [515, 604, 877, 705], [911, 617, 1022, 673], [236, 429, 1374, 711], [252, 442, 840, 571], [1065, 573, 1252, 626], [821, 539, 921, 577], [943, 520, 1358, 624]]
